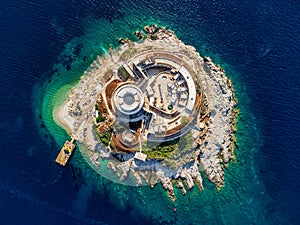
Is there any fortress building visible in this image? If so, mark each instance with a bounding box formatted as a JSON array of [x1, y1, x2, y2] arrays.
[[113, 84, 145, 122], [55, 26, 237, 193]]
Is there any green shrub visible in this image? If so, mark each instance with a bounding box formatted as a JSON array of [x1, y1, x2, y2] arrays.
[[142, 140, 179, 159], [99, 131, 111, 146], [181, 116, 190, 126], [96, 111, 105, 123]]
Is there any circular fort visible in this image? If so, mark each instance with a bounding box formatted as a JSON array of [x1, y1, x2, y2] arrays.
[[113, 84, 144, 120], [56, 25, 237, 197], [106, 49, 200, 149]]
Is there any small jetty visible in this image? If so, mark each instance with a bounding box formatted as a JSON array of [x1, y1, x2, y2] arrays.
[[55, 137, 75, 166]]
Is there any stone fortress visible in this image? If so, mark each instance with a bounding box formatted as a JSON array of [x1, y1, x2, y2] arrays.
[[55, 25, 238, 200], [105, 48, 202, 152]]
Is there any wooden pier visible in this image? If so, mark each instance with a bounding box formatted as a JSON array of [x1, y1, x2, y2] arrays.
[[55, 137, 75, 166]]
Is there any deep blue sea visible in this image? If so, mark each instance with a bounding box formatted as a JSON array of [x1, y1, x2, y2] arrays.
[[0, 0, 299, 224]]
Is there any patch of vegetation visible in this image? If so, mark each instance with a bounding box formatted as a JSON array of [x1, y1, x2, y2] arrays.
[[142, 139, 179, 159], [95, 104, 106, 123], [142, 130, 195, 160], [118, 66, 130, 81], [99, 131, 111, 147], [120, 47, 137, 60], [96, 112, 106, 123], [180, 116, 190, 126], [178, 130, 194, 150]]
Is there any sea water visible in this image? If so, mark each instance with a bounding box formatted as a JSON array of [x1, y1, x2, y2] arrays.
[[0, 0, 299, 224]]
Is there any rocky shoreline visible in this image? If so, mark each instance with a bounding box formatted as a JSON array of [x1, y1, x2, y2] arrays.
[[55, 25, 237, 200]]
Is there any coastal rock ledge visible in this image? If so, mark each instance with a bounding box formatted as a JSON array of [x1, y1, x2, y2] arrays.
[[55, 25, 238, 200]]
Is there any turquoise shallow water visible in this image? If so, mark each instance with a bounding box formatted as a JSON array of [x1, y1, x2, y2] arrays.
[[33, 3, 275, 224]]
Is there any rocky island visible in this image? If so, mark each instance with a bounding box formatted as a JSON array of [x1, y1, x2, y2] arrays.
[[55, 25, 237, 200]]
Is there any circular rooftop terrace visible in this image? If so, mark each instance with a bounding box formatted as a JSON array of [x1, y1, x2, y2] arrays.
[[113, 84, 144, 116]]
